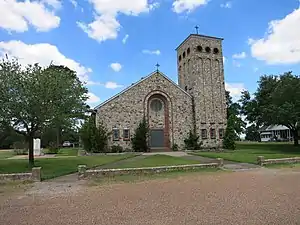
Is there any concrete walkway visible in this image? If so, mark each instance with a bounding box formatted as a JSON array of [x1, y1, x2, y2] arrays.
[[183, 154, 262, 171]]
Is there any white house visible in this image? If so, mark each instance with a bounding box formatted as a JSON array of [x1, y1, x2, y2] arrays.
[[259, 125, 292, 142]]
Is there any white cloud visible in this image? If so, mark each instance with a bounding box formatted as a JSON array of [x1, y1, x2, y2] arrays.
[[69, 0, 77, 8], [254, 67, 259, 72], [0, 0, 60, 32], [225, 83, 246, 101], [249, 8, 300, 64], [220, 1, 232, 8], [0, 40, 92, 82], [105, 81, 124, 89], [122, 34, 129, 44], [172, 0, 209, 14], [77, 15, 120, 42], [78, 0, 158, 42], [142, 49, 161, 55], [86, 92, 101, 104], [110, 62, 122, 72], [232, 52, 247, 59], [42, 0, 62, 9]]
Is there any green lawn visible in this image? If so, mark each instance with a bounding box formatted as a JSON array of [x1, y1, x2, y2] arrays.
[[192, 142, 300, 164], [57, 148, 79, 156], [0, 150, 15, 159], [113, 155, 200, 169], [0, 154, 136, 180]]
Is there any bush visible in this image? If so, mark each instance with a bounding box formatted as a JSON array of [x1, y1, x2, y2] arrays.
[[12, 141, 28, 155], [124, 148, 133, 152], [46, 141, 59, 154], [223, 115, 236, 150], [132, 117, 149, 152], [184, 130, 202, 150], [13, 148, 28, 155], [80, 115, 110, 153], [172, 143, 179, 151], [111, 145, 123, 153]]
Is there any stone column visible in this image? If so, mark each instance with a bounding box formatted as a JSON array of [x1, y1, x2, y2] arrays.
[[31, 167, 42, 182], [78, 165, 87, 180], [257, 156, 265, 166], [216, 158, 224, 168]]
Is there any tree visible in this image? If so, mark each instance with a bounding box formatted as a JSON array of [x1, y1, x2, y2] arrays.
[[223, 115, 236, 150], [80, 114, 110, 153], [240, 72, 300, 146], [0, 59, 88, 166], [184, 130, 202, 150], [245, 125, 261, 142], [226, 91, 246, 140], [132, 117, 149, 152]]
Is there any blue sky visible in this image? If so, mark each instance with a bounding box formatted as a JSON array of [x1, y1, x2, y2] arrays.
[[1, 0, 300, 106]]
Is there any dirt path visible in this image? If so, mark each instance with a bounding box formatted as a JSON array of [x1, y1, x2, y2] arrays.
[[1, 168, 300, 225]]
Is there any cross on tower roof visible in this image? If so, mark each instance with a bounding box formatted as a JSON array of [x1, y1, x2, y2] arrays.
[[195, 25, 199, 34], [155, 63, 160, 72]]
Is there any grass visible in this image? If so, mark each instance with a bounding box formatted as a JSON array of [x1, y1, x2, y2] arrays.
[[112, 155, 201, 169], [0, 150, 15, 159], [89, 168, 221, 185], [0, 154, 136, 180], [191, 142, 300, 164], [57, 148, 79, 156]]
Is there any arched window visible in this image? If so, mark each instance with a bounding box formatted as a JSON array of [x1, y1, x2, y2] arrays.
[[205, 47, 211, 53], [213, 48, 219, 54], [197, 46, 202, 52]]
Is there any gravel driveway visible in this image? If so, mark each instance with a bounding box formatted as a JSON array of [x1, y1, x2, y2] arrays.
[[1, 168, 300, 225]]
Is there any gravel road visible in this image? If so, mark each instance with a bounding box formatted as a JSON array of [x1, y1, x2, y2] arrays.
[[1, 168, 300, 225]]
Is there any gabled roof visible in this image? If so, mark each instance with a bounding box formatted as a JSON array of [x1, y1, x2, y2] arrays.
[[176, 34, 224, 50], [94, 70, 191, 110]]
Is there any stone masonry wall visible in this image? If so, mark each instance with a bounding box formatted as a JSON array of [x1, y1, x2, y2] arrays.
[[177, 35, 227, 148], [96, 72, 193, 150]]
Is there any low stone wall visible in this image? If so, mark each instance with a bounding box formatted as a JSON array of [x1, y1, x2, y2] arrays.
[[0, 167, 41, 182], [257, 156, 300, 166], [78, 158, 224, 180]]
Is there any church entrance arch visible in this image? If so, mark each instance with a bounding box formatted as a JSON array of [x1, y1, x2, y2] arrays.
[[145, 92, 171, 151]]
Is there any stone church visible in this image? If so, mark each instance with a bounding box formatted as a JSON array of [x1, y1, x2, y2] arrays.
[[95, 33, 227, 151]]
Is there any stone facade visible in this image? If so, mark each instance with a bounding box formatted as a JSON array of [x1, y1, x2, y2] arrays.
[[95, 33, 227, 151], [176, 34, 227, 148], [96, 72, 193, 150]]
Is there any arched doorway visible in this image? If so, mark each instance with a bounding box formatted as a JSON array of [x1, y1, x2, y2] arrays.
[[147, 94, 170, 151]]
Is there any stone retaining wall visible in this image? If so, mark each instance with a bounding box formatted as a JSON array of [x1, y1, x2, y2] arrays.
[[0, 167, 41, 182], [257, 156, 300, 166], [78, 158, 223, 180]]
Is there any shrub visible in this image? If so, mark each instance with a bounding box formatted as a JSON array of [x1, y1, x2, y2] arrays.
[[124, 148, 133, 152], [47, 148, 59, 154], [184, 130, 202, 150], [13, 149, 28, 155], [172, 143, 179, 151], [111, 145, 123, 153], [12, 141, 28, 155], [80, 115, 110, 153], [223, 115, 236, 150], [132, 117, 149, 152]]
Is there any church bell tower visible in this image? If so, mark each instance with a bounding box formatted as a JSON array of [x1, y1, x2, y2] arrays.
[[176, 30, 227, 147]]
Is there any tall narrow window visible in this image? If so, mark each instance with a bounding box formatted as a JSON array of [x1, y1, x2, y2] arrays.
[[123, 129, 130, 141], [201, 129, 207, 139], [113, 128, 119, 141], [219, 129, 224, 139], [210, 128, 216, 139]]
